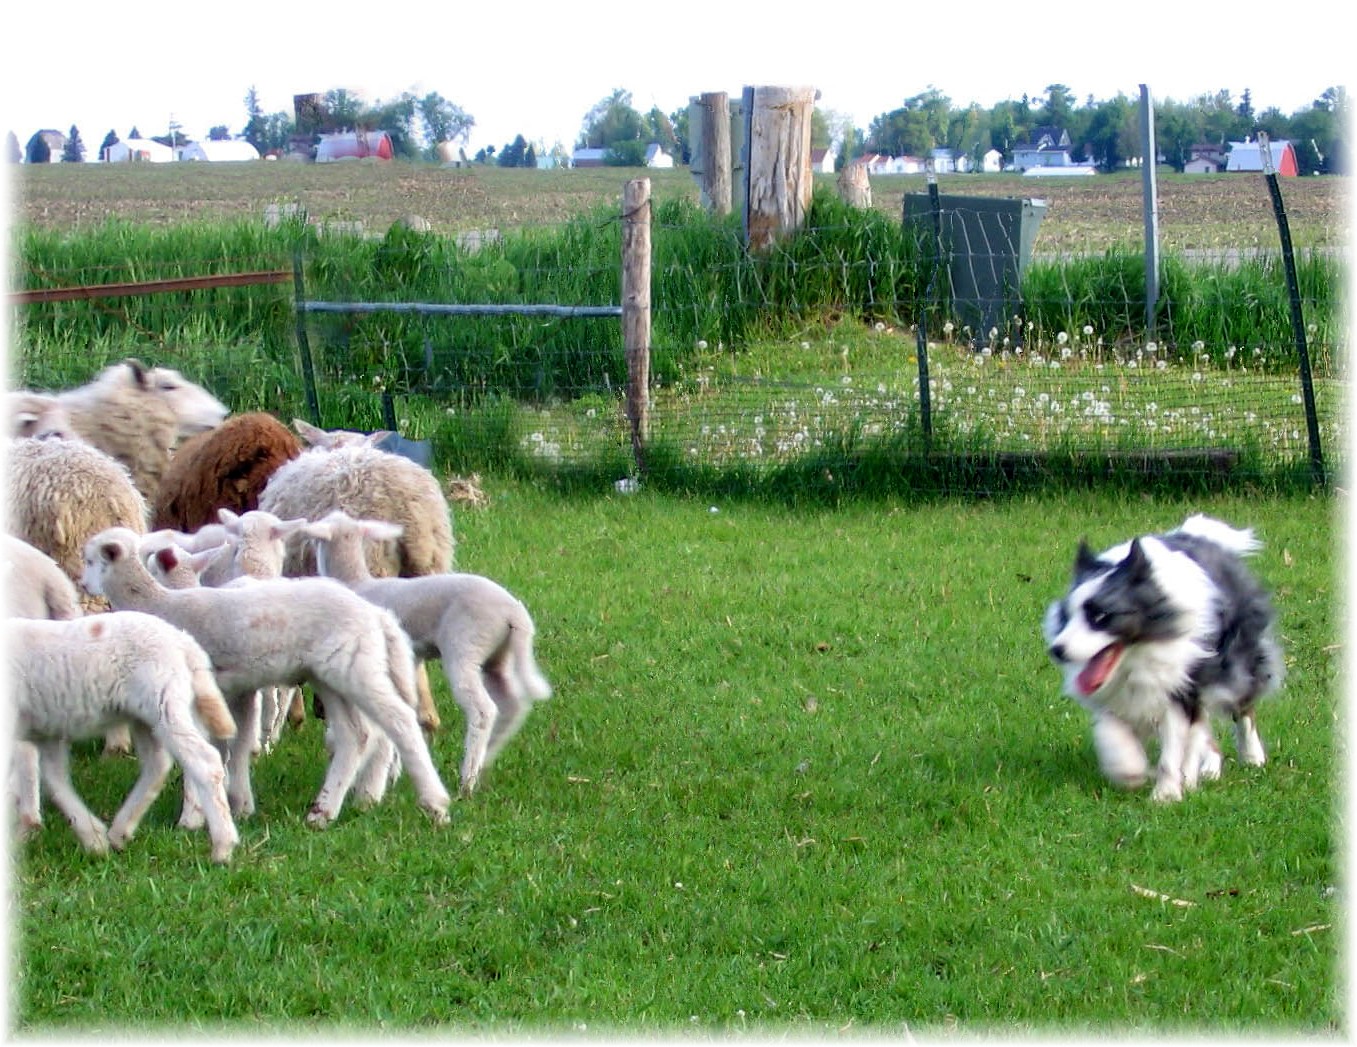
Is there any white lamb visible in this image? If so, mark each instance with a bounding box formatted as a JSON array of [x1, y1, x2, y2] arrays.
[[3, 534, 83, 621], [82, 527, 452, 829], [258, 419, 456, 736], [7, 612, 240, 864], [303, 509, 552, 796]]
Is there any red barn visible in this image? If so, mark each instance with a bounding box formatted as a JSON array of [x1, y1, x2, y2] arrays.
[[1225, 139, 1300, 176]]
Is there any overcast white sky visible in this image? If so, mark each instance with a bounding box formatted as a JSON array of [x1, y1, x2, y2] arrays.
[[3, 0, 1349, 155]]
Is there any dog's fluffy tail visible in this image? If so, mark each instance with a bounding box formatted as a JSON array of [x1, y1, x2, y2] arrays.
[[1177, 514, 1262, 556]]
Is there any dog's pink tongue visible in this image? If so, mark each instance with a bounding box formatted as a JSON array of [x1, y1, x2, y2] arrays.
[[1076, 643, 1123, 696]]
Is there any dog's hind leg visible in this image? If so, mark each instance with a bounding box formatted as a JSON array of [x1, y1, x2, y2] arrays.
[[1233, 709, 1267, 766], [1151, 704, 1191, 803]]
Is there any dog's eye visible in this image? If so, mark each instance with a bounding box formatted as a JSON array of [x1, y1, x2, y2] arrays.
[[1086, 607, 1112, 630]]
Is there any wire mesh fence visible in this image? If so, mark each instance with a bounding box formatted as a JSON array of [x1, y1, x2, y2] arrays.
[[10, 171, 1346, 498]]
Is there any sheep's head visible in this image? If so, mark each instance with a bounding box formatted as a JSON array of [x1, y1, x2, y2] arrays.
[[81, 527, 143, 596]]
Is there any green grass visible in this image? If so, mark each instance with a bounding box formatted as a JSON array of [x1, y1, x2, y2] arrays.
[[12, 485, 1340, 1036]]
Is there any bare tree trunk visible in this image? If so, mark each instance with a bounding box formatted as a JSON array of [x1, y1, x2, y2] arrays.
[[743, 85, 817, 252]]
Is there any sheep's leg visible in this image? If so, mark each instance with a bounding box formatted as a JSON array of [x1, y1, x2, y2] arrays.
[[352, 710, 399, 808], [159, 709, 238, 864], [102, 722, 133, 757], [448, 661, 498, 796], [11, 740, 43, 838], [306, 691, 367, 828], [414, 661, 441, 736], [107, 724, 173, 853], [341, 670, 450, 822], [35, 739, 109, 855], [225, 692, 260, 818], [483, 665, 530, 769]]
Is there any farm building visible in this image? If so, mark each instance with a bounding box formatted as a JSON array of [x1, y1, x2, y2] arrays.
[[644, 143, 675, 168], [315, 131, 394, 162], [1011, 126, 1077, 171], [1184, 143, 1228, 174], [181, 139, 260, 162], [103, 137, 176, 163], [1225, 139, 1299, 175], [811, 146, 838, 173]]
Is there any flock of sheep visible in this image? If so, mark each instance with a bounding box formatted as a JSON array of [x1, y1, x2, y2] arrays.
[[5, 359, 551, 864]]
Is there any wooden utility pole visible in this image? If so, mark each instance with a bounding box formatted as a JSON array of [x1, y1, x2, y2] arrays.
[[742, 85, 817, 251], [621, 178, 652, 472]]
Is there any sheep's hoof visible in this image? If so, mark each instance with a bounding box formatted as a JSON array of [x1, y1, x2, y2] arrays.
[[16, 815, 42, 841], [425, 806, 452, 827], [305, 806, 334, 829], [210, 845, 236, 865]]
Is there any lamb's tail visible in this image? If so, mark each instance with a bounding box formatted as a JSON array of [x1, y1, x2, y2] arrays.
[[378, 607, 421, 710], [508, 606, 553, 703], [1177, 514, 1263, 557], [187, 650, 236, 741]]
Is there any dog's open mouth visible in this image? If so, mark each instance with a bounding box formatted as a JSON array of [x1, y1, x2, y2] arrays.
[[1076, 642, 1124, 696]]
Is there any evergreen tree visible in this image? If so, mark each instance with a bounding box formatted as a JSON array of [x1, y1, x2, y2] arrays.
[[129, 125, 142, 139], [498, 134, 528, 167], [61, 125, 85, 162], [99, 129, 120, 159], [25, 131, 50, 164], [243, 85, 267, 151], [524, 143, 537, 169]]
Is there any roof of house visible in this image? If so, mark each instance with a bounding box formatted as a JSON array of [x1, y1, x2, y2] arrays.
[[1226, 139, 1297, 172], [183, 139, 260, 161]]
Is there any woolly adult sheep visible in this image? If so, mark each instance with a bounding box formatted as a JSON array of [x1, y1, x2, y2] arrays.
[[258, 419, 456, 735], [5, 436, 149, 607], [41, 358, 230, 499], [150, 412, 302, 533], [8, 612, 240, 864], [82, 526, 453, 829]]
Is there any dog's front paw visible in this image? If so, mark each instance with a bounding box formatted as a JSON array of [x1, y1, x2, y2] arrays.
[[1198, 746, 1223, 781], [1151, 776, 1184, 803]]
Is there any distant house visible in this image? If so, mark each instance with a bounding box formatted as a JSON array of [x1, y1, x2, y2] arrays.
[[103, 137, 176, 163], [979, 148, 1004, 173], [1011, 126, 1076, 171], [571, 147, 606, 168], [180, 139, 260, 162], [811, 146, 838, 173], [859, 153, 924, 175], [1183, 142, 1227, 174], [930, 147, 973, 174], [644, 142, 674, 168], [29, 129, 67, 162], [1225, 138, 1299, 175], [315, 131, 393, 162]]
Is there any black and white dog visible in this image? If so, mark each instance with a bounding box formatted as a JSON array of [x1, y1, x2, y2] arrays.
[[1044, 515, 1284, 802]]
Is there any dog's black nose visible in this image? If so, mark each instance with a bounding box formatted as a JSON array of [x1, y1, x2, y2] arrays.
[[1048, 643, 1066, 662]]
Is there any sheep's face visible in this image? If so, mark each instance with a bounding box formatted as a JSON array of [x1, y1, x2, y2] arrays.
[[122, 361, 229, 437], [81, 529, 139, 596]]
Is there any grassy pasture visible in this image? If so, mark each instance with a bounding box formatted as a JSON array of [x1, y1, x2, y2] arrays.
[[6, 160, 1347, 1036], [10, 485, 1341, 1036]]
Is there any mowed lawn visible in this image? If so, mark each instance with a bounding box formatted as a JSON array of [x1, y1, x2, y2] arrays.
[[11, 484, 1342, 1036]]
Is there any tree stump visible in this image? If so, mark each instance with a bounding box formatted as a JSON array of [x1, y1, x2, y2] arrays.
[[744, 85, 817, 252], [837, 160, 871, 208]]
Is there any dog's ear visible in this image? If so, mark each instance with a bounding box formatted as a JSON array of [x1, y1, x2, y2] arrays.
[[1123, 537, 1151, 580], [1074, 539, 1101, 580]]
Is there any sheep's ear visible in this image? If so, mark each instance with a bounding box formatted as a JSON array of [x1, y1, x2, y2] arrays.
[[272, 517, 310, 541], [100, 538, 128, 564], [293, 419, 331, 448], [363, 520, 405, 542], [184, 547, 221, 576], [217, 507, 241, 528], [154, 546, 180, 572], [365, 430, 394, 447], [122, 358, 150, 387]]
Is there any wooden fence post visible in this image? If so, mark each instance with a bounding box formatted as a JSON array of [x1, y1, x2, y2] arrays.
[[622, 178, 652, 474], [689, 91, 732, 215], [743, 85, 817, 251]]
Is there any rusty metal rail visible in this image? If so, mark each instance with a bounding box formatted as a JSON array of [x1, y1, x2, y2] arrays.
[[9, 269, 292, 305]]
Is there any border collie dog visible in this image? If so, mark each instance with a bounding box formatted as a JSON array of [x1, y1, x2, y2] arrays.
[[1043, 515, 1284, 802]]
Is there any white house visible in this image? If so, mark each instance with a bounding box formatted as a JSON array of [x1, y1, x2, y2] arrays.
[[103, 137, 176, 163], [180, 139, 260, 162], [811, 146, 838, 173], [644, 142, 674, 168], [979, 148, 1003, 173], [1011, 127, 1076, 171]]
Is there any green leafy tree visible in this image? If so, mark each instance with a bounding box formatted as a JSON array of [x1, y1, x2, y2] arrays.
[[604, 139, 647, 166], [579, 88, 643, 149], [498, 134, 529, 167], [1153, 99, 1202, 171], [642, 106, 678, 155], [668, 104, 691, 163], [1082, 94, 1134, 170], [61, 125, 85, 162], [208, 125, 231, 141], [243, 85, 267, 151], [417, 91, 474, 149], [324, 88, 364, 130]]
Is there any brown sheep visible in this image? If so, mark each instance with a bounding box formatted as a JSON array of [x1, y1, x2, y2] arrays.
[[151, 412, 302, 532]]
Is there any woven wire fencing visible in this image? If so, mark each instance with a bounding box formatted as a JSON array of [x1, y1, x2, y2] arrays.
[[11, 175, 1346, 498]]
